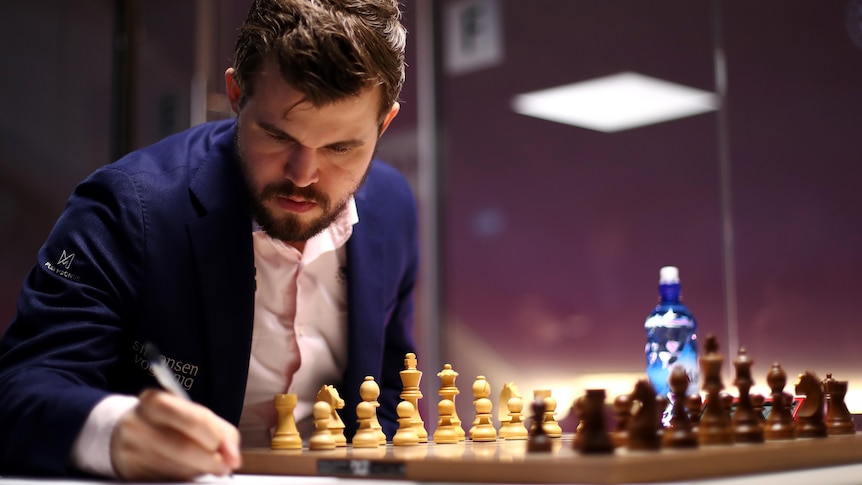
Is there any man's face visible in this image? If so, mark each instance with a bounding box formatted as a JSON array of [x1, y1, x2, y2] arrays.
[[226, 59, 399, 245]]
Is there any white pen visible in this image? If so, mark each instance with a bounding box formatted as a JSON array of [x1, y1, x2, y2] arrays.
[[144, 342, 191, 400]]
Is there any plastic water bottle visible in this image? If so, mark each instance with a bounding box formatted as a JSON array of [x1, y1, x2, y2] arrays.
[[644, 266, 699, 402]]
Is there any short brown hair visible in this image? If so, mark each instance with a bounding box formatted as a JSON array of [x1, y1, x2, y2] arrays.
[[232, 0, 406, 122]]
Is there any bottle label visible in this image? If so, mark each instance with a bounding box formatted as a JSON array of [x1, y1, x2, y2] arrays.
[[644, 313, 699, 400]]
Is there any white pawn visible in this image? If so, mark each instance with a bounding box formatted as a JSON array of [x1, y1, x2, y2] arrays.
[[308, 401, 336, 450], [470, 376, 491, 439], [433, 399, 460, 444], [353, 401, 381, 448], [500, 396, 529, 440], [393, 401, 420, 446], [360, 376, 388, 444], [472, 397, 497, 442], [542, 395, 563, 438]]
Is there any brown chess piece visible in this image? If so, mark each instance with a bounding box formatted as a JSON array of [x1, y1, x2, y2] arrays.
[[627, 379, 661, 451], [731, 348, 764, 443], [793, 371, 827, 438], [527, 398, 552, 452], [823, 373, 856, 436], [764, 362, 796, 440], [686, 393, 702, 434], [579, 389, 614, 454], [611, 393, 632, 448], [698, 335, 733, 445], [663, 366, 698, 448], [751, 393, 766, 423], [573, 395, 586, 451]]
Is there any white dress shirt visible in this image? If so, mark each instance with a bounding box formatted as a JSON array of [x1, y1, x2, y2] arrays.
[[238, 199, 356, 446]]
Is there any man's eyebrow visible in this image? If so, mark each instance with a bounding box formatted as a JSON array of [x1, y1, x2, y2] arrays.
[[258, 121, 366, 149], [259, 121, 295, 140]]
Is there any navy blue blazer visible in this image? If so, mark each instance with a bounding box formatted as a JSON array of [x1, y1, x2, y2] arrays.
[[0, 120, 418, 476]]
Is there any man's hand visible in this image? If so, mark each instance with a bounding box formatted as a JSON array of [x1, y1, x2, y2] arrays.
[[110, 389, 241, 480]]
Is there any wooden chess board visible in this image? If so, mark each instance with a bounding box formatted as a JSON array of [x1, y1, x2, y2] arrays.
[[239, 432, 862, 484]]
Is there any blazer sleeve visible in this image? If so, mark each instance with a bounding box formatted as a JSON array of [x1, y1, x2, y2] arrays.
[[0, 166, 145, 476]]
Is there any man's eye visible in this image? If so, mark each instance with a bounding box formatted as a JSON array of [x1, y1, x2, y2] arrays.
[[265, 131, 287, 142], [330, 145, 350, 155]]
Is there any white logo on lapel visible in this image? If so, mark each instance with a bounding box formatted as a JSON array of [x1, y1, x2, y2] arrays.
[[58, 250, 75, 269]]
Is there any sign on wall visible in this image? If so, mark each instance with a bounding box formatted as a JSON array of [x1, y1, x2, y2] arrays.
[[444, 0, 504, 75]]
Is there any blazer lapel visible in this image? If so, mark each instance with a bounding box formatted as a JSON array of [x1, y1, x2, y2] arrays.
[[186, 124, 255, 424]]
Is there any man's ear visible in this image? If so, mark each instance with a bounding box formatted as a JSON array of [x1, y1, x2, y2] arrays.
[[378, 102, 400, 137], [225, 68, 241, 114]]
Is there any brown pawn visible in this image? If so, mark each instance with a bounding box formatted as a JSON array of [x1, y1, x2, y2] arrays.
[[698, 335, 733, 445], [751, 394, 766, 423], [731, 348, 764, 443], [611, 393, 632, 448], [823, 373, 856, 435], [764, 362, 795, 440], [793, 371, 827, 438], [573, 395, 586, 450], [627, 379, 661, 451], [527, 398, 552, 452], [663, 366, 698, 448], [579, 389, 614, 454], [686, 393, 702, 433]]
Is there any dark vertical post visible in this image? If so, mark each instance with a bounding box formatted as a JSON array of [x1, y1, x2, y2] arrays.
[[110, 0, 136, 161]]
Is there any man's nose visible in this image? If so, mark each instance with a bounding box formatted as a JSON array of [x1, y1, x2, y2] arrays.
[[284, 147, 320, 187]]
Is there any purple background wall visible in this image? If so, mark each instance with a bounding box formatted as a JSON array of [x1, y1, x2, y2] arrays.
[[435, 0, 862, 422]]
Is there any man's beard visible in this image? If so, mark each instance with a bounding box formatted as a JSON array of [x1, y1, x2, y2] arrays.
[[235, 128, 371, 243], [250, 179, 348, 243]]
